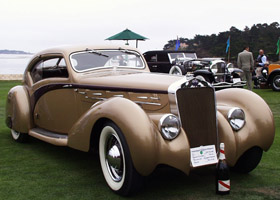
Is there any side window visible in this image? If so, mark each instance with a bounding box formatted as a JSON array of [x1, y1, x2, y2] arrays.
[[30, 57, 68, 83]]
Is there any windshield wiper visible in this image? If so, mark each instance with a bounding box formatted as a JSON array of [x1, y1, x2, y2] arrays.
[[85, 48, 109, 57], [118, 48, 139, 56]]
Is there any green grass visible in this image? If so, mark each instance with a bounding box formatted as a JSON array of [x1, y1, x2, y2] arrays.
[[0, 81, 279, 200]]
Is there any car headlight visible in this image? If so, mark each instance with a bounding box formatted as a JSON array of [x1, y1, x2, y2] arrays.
[[227, 107, 245, 131], [158, 114, 181, 140]]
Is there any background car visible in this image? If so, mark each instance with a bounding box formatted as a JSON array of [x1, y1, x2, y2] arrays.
[[171, 58, 246, 89], [144, 50, 245, 89], [6, 45, 275, 196], [143, 50, 197, 73], [253, 63, 280, 91]]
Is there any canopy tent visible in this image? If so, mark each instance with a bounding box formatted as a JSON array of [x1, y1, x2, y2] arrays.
[[105, 29, 148, 48]]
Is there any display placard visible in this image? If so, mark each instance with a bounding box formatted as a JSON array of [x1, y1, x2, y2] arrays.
[[190, 145, 218, 167]]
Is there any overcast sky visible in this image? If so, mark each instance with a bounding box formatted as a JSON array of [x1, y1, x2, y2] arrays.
[[1, 0, 279, 53]]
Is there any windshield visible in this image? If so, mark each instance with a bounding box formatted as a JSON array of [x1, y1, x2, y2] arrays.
[[169, 52, 197, 63], [70, 50, 144, 72], [184, 53, 197, 59], [169, 53, 184, 60]]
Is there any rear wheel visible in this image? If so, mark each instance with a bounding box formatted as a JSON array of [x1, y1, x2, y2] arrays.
[[271, 74, 280, 91], [99, 122, 143, 196], [231, 146, 263, 173], [11, 129, 29, 143]]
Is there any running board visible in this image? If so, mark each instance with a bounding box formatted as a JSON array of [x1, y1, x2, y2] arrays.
[[29, 128, 68, 146]]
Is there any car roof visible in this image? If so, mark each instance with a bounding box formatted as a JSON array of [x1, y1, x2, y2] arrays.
[[143, 50, 196, 55], [34, 45, 141, 57]]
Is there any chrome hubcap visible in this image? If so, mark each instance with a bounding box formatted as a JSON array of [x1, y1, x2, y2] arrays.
[[105, 134, 123, 182], [273, 75, 280, 89]]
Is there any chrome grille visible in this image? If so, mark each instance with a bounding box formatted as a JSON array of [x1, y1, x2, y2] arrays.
[[176, 87, 217, 148]]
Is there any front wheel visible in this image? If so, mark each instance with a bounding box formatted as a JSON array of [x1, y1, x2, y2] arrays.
[[11, 129, 29, 143], [271, 74, 280, 91], [99, 122, 143, 196], [231, 146, 263, 173], [169, 65, 184, 75]]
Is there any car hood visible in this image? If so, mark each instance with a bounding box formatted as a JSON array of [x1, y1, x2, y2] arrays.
[[74, 70, 183, 92]]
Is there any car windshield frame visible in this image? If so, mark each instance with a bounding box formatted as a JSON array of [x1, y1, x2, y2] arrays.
[[69, 49, 145, 72], [168, 52, 197, 63]]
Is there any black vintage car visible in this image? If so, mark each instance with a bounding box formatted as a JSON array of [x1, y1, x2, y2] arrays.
[[144, 50, 245, 89], [143, 50, 197, 73]]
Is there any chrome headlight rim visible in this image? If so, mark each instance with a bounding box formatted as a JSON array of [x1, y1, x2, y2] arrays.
[[158, 114, 181, 140], [227, 107, 246, 131]]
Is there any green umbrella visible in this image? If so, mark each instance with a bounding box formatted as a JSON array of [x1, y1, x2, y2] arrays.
[[106, 29, 148, 48]]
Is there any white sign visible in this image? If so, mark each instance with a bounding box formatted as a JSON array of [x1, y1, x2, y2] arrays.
[[190, 145, 218, 167], [233, 78, 241, 83]]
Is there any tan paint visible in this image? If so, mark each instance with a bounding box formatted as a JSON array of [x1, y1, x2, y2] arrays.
[[68, 98, 190, 176], [216, 88, 275, 161], [5, 45, 275, 177], [6, 86, 32, 133]]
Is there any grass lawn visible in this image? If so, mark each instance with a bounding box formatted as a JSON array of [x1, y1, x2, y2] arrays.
[[0, 80, 279, 200]]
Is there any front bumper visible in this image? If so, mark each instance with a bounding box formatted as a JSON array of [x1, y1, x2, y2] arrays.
[[213, 81, 247, 89]]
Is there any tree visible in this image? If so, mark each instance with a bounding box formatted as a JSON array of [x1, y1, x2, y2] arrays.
[[163, 22, 280, 62]]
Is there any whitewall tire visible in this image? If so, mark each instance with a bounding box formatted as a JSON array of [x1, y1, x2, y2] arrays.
[[11, 129, 28, 142], [99, 122, 143, 196], [169, 65, 183, 75]]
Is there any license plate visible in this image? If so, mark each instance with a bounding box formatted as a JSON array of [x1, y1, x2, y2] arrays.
[[233, 78, 241, 83], [190, 145, 218, 167]]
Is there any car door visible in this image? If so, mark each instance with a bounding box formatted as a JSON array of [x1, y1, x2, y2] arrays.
[[29, 55, 79, 134]]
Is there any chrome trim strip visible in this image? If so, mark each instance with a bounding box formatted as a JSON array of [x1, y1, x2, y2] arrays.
[[213, 81, 246, 88], [78, 91, 86, 95], [91, 97, 107, 100], [62, 84, 72, 88], [150, 97, 160, 100], [93, 92, 103, 96], [113, 95, 124, 97], [133, 101, 161, 106], [137, 96, 148, 100]]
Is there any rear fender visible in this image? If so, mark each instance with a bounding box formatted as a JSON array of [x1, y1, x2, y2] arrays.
[[5, 86, 32, 133]]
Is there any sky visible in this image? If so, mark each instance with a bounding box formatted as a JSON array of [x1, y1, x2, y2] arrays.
[[1, 0, 279, 54]]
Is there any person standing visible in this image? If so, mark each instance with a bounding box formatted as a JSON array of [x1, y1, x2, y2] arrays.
[[237, 46, 254, 90]]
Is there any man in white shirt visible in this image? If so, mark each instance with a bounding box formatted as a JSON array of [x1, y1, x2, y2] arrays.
[[256, 49, 267, 67]]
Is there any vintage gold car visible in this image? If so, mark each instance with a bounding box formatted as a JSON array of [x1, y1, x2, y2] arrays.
[[6, 45, 275, 196]]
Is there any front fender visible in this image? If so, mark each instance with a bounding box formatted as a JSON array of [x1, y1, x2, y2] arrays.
[[216, 88, 275, 165], [5, 86, 32, 133], [68, 97, 159, 176]]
